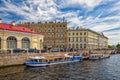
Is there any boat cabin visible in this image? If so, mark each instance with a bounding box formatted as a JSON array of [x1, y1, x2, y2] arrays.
[[29, 56, 48, 63]]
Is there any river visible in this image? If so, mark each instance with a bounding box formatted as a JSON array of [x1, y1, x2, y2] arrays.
[[0, 54, 120, 80]]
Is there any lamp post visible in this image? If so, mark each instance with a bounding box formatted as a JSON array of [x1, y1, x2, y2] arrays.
[[49, 46, 52, 53], [40, 39, 42, 54]]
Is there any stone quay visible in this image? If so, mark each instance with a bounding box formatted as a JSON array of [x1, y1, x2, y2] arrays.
[[0, 49, 115, 67]]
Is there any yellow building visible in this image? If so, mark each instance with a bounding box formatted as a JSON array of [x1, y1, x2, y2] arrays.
[[18, 21, 67, 49], [0, 18, 44, 51], [68, 27, 108, 49], [98, 32, 108, 48]]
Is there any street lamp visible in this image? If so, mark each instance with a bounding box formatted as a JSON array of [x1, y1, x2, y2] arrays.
[[40, 39, 42, 54]]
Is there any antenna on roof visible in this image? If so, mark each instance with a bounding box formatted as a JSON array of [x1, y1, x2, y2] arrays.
[[0, 18, 2, 23], [63, 16, 65, 22]]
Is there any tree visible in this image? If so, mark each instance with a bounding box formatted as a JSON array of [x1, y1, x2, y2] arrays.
[[108, 45, 116, 48], [116, 43, 120, 48], [108, 45, 113, 48]]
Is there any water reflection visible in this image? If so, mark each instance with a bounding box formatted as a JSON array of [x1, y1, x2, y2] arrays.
[[0, 54, 120, 80]]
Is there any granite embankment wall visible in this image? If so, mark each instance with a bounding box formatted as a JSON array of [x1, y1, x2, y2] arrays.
[[0, 53, 45, 67], [0, 52, 66, 67]]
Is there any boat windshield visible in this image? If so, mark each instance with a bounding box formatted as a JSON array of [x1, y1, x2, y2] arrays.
[[30, 59, 39, 62], [30, 59, 48, 62]]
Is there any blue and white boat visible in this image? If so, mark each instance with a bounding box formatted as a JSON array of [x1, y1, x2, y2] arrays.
[[24, 54, 82, 67]]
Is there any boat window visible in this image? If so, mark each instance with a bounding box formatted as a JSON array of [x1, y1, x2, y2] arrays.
[[33, 59, 38, 62], [39, 59, 42, 62], [29, 59, 33, 62], [30, 59, 35, 62], [49, 59, 53, 62], [58, 58, 63, 61], [42, 59, 48, 62], [64, 57, 67, 60], [61, 58, 64, 60], [65, 57, 69, 60], [54, 58, 58, 61]]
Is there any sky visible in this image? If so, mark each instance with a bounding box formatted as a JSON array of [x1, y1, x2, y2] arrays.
[[0, 0, 120, 45]]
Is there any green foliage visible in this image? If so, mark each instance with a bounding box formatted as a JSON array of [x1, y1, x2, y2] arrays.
[[108, 45, 114, 48], [108, 43, 120, 48], [116, 43, 120, 48]]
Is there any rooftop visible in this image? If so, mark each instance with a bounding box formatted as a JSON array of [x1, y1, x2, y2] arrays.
[[0, 23, 40, 34]]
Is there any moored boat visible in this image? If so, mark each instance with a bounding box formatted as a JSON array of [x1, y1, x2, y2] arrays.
[[89, 54, 104, 60], [89, 53, 110, 60], [103, 54, 110, 58], [24, 53, 82, 67]]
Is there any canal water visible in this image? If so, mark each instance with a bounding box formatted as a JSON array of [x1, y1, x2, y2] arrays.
[[0, 54, 120, 80]]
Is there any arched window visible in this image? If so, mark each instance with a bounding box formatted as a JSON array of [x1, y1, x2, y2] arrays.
[[0, 38, 1, 49], [40, 39, 42, 42], [22, 37, 30, 49], [7, 36, 17, 49]]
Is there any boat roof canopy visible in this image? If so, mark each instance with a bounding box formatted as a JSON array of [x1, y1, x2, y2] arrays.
[[30, 56, 46, 59]]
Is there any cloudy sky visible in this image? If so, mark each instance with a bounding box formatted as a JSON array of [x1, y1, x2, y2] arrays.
[[0, 0, 120, 45]]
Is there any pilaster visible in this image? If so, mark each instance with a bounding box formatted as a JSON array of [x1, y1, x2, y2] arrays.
[[17, 40, 21, 49], [1, 38, 7, 50]]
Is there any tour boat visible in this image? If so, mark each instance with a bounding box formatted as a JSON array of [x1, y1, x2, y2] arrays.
[[24, 54, 82, 67], [89, 54, 110, 60], [89, 54, 104, 60]]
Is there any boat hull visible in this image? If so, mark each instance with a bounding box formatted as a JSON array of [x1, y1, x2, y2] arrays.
[[24, 54, 82, 67], [25, 63, 49, 67], [25, 60, 81, 67]]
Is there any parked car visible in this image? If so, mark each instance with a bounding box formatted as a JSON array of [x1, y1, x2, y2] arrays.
[[28, 48, 39, 53], [51, 48, 59, 52], [41, 49, 47, 53], [60, 48, 66, 52], [69, 48, 73, 52], [12, 48, 25, 53]]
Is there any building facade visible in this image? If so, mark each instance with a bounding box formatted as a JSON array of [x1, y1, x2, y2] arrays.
[[18, 21, 67, 49], [68, 27, 108, 49], [0, 19, 44, 51]]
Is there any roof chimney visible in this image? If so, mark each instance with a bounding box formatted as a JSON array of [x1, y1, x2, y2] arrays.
[[11, 21, 16, 26], [0, 18, 2, 23], [19, 21, 23, 24]]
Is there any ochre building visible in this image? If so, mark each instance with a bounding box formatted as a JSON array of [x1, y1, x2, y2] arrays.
[[18, 21, 67, 49], [68, 27, 108, 49], [18, 20, 108, 50], [0, 19, 44, 51]]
